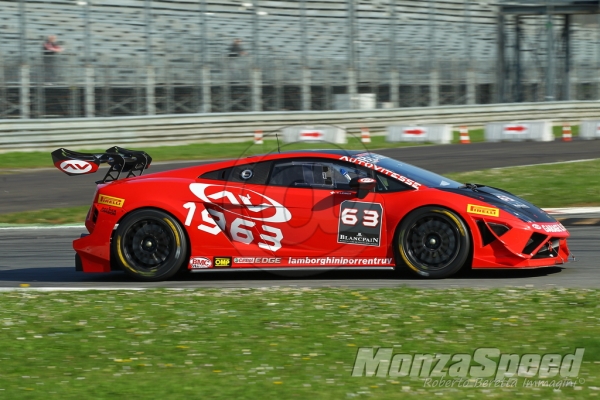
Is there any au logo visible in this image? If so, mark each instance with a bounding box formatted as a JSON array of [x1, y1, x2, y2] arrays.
[[214, 257, 232, 268]]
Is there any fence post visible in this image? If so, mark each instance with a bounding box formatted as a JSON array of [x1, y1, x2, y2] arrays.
[[302, 66, 311, 111], [85, 65, 95, 117], [20, 64, 30, 119], [202, 65, 211, 113], [467, 64, 476, 105], [252, 67, 262, 112], [430, 67, 439, 107], [391, 68, 399, 107], [348, 68, 357, 109], [146, 65, 155, 115]]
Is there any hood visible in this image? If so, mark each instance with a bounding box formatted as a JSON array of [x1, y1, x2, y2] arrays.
[[440, 185, 556, 223]]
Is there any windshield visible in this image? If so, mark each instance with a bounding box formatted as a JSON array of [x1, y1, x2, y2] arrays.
[[352, 153, 463, 189]]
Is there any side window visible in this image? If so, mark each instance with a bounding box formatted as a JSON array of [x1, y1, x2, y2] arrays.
[[374, 172, 412, 192], [269, 160, 334, 188], [200, 161, 272, 185], [330, 162, 372, 190]]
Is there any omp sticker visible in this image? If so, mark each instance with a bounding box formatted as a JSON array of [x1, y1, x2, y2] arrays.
[[467, 204, 500, 217], [338, 201, 383, 247], [338, 156, 421, 189], [189, 257, 211, 269], [98, 195, 125, 208], [213, 257, 232, 268]]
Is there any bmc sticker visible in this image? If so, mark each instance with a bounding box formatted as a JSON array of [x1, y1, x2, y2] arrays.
[[338, 201, 383, 247], [190, 257, 212, 269], [214, 257, 232, 268], [467, 204, 500, 217], [98, 194, 125, 208]]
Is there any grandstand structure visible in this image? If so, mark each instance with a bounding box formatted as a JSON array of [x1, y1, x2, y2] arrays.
[[0, 0, 599, 118]]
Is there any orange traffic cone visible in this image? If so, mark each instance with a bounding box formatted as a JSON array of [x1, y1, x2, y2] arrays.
[[459, 126, 470, 144], [361, 127, 371, 143], [254, 130, 263, 144], [562, 123, 572, 142]]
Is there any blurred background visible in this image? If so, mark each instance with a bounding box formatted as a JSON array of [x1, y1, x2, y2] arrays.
[[2, 0, 600, 118]]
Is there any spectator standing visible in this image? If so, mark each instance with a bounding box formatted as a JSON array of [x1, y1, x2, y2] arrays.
[[42, 35, 64, 84], [228, 39, 247, 58]]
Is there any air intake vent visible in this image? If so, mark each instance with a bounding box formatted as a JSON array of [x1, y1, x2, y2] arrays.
[[523, 232, 547, 255], [477, 220, 496, 246]]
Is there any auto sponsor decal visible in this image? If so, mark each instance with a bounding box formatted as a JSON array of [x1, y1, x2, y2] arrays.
[[100, 206, 117, 216], [495, 194, 529, 208], [338, 156, 421, 189], [213, 257, 232, 268], [98, 194, 125, 208], [338, 201, 383, 247], [534, 223, 567, 233], [189, 183, 291, 223], [467, 204, 500, 217], [233, 257, 282, 264], [185, 184, 290, 252], [58, 160, 97, 174], [353, 153, 385, 165], [358, 177, 376, 184], [189, 257, 212, 269], [288, 257, 393, 266]]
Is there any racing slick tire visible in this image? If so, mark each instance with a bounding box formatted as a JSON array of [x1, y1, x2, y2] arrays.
[[396, 206, 471, 279], [112, 209, 188, 281]]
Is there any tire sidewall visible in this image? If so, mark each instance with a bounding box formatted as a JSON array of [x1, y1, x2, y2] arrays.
[[396, 206, 470, 279], [112, 209, 188, 281]]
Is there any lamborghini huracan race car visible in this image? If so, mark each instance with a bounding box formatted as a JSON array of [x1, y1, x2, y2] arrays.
[[52, 147, 570, 281]]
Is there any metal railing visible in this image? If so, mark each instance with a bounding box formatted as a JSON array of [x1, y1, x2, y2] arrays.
[[1, 100, 598, 152]]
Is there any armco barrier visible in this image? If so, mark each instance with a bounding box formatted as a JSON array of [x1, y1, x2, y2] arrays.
[[386, 124, 452, 144], [579, 120, 600, 140], [1, 100, 600, 152], [485, 121, 554, 142], [281, 125, 346, 144]]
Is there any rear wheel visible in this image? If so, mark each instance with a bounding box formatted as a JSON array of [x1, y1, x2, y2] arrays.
[[396, 207, 470, 279], [112, 209, 188, 281]]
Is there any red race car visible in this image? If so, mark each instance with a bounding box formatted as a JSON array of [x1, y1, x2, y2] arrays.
[[52, 147, 571, 281]]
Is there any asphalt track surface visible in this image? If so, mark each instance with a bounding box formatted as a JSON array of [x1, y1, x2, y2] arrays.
[[0, 139, 598, 289], [0, 226, 596, 289], [1, 139, 599, 214]]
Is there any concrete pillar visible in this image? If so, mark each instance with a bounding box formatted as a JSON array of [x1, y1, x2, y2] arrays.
[[202, 66, 211, 113], [85, 65, 95, 117], [251, 68, 262, 112], [146, 65, 155, 115], [348, 68, 357, 109], [301, 67, 311, 111], [466, 68, 476, 105], [390, 69, 399, 107], [429, 68, 439, 107], [20, 64, 30, 119]]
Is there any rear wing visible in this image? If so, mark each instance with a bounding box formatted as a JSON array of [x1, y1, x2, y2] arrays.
[[51, 146, 152, 183]]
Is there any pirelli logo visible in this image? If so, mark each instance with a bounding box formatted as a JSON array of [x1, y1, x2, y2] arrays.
[[98, 194, 125, 208], [467, 204, 500, 217]]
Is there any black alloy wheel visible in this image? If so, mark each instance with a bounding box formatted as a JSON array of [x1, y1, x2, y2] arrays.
[[112, 209, 188, 281], [396, 206, 470, 278]]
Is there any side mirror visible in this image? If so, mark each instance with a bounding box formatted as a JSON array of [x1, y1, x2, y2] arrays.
[[349, 177, 376, 199]]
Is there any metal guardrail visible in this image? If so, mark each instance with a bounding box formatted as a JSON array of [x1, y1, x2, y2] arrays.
[[1, 100, 599, 152]]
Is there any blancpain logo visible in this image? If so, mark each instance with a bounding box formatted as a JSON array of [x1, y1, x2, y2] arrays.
[[340, 234, 379, 244]]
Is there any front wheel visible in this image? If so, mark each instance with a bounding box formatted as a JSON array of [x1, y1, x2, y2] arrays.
[[112, 209, 188, 281], [396, 207, 470, 279]]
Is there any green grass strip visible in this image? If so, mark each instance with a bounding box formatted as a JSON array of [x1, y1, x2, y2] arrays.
[[0, 288, 597, 399]]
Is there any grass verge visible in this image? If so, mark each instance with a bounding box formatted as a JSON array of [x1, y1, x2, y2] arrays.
[[0, 126, 575, 170], [0, 288, 597, 399], [0, 159, 597, 225]]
